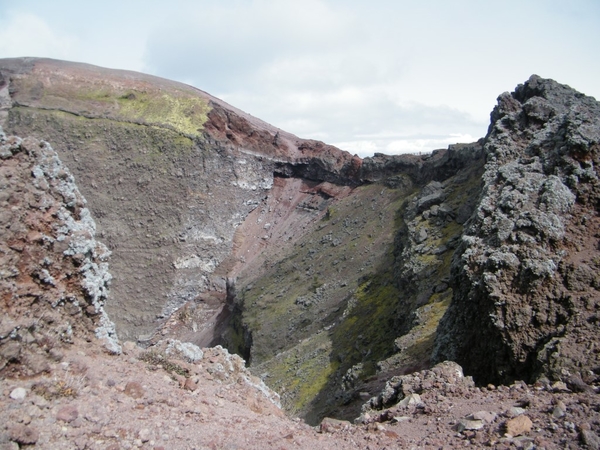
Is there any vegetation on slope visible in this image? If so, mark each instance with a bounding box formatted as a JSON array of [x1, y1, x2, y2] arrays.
[[11, 69, 211, 137]]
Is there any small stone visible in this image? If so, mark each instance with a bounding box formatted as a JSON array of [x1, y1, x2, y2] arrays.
[[124, 381, 145, 399], [32, 395, 49, 408], [138, 428, 151, 443], [183, 377, 199, 392], [415, 228, 428, 243], [9, 387, 27, 400], [71, 417, 84, 428], [391, 416, 410, 423], [456, 419, 484, 432], [505, 415, 533, 437], [566, 374, 594, 393], [507, 406, 526, 417], [319, 417, 351, 433], [551, 381, 570, 392], [9, 424, 39, 445], [552, 401, 566, 419], [74, 436, 88, 449], [57, 405, 79, 423], [398, 393, 422, 407], [20, 415, 31, 425], [581, 429, 600, 450], [470, 410, 497, 423]]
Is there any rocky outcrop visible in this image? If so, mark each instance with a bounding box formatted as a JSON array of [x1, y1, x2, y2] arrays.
[[433, 75, 600, 385], [361, 361, 473, 412], [0, 127, 119, 377], [359, 140, 485, 186]]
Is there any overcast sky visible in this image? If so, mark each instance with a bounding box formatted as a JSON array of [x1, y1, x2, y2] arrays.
[[1, 0, 599, 156]]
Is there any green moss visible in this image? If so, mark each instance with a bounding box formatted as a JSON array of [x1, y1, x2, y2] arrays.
[[332, 263, 400, 376], [323, 206, 336, 221], [295, 358, 339, 413], [404, 290, 451, 361], [14, 76, 210, 138], [139, 350, 190, 377], [117, 92, 209, 136]]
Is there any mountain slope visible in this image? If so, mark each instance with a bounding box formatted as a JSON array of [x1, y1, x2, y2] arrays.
[[0, 57, 360, 343]]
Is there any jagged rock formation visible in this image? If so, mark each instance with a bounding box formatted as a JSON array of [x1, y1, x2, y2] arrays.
[[0, 128, 119, 378], [433, 75, 600, 385]]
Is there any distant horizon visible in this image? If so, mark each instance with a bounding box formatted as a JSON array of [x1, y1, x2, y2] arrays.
[[1, 1, 598, 157]]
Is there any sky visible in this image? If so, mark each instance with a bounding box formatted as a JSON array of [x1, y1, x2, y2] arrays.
[[0, 1, 599, 157]]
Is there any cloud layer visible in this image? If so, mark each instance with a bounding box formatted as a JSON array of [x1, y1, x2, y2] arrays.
[[1, 0, 599, 156]]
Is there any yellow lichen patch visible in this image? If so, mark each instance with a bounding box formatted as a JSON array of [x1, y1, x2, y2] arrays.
[[11, 74, 210, 137], [117, 92, 209, 136], [255, 332, 338, 416]]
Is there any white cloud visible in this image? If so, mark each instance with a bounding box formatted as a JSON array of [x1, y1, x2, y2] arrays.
[[0, 12, 78, 60], [335, 133, 479, 158]]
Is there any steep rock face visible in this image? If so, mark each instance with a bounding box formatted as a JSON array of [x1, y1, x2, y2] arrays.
[[0, 128, 118, 377], [434, 75, 600, 384], [0, 57, 360, 341]]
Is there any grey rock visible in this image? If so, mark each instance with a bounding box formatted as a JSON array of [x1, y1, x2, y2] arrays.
[[9, 388, 27, 401], [415, 228, 428, 244], [456, 418, 484, 432], [552, 405, 566, 419], [581, 429, 600, 450], [470, 410, 497, 423], [417, 191, 445, 213], [433, 75, 600, 384], [398, 393, 422, 407]]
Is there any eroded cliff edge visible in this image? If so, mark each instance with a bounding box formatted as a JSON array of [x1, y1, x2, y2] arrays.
[[0, 128, 119, 378]]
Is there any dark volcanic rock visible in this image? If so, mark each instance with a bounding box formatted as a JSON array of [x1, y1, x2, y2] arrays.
[[433, 75, 600, 385]]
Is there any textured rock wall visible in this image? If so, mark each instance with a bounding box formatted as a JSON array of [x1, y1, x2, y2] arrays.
[[434, 75, 600, 384], [0, 128, 119, 377], [0, 58, 361, 342]]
